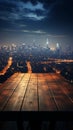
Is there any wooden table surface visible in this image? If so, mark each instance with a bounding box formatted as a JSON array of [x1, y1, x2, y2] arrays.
[[0, 72, 73, 111]]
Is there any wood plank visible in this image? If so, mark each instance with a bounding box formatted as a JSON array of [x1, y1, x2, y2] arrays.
[[48, 74, 73, 111], [4, 73, 30, 111], [0, 90, 13, 111], [0, 73, 73, 111], [38, 73, 57, 111], [57, 74, 73, 101], [21, 73, 38, 111], [5, 72, 19, 82], [0, 73, 19, 90], [3, 73, 24, 90], [0, 74, 24, 111], [54, 74, 73, 110]]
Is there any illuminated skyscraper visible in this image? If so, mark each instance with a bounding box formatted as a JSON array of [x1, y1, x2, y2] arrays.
[[46, 38, 49, 48], [56, 43, 62, 55], [56, 43, 60, 50]]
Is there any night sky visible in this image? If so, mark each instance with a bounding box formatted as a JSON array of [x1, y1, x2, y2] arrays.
[[0, 0, 73, 48]]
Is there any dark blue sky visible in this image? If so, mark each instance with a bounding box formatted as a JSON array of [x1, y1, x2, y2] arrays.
[[0, 0, 73, 48]]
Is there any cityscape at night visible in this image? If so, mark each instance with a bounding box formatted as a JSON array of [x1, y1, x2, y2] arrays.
[[0, 42, 73, 83], [0, 0, 73, 130]]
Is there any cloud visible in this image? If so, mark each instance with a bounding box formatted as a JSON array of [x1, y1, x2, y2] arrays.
[[22, 30, 30, 33], [24, 12, 46, 20], [32, 30, 46, 34], [3, 28, 46, 34], [18, 1, 47, 21], [0, 0, 47, 21], [19, 1, 45, 11], [22, 29, 46, 34], [47, 34, 67, 38]]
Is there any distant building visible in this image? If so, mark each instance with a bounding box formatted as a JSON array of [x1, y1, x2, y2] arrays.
[[56, 43, 60, 50], [66, 45, 72, 54], [22, 43, 26, 49], [46, 38, 49, 49], [56, 43, 62, 55]]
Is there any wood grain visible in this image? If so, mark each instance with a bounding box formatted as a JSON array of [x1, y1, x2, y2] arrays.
[[0, 73, 73, 111]]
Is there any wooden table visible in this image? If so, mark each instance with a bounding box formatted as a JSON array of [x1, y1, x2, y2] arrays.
[[0, 72, 73, 111]]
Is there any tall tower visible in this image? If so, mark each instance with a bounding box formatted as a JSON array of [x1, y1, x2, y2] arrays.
[[56, 43, 60, 50], [46, 38, 49, 48], [56, 43, 61, 55]]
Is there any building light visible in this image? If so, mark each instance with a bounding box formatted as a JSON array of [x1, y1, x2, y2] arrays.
[[50, 48, 55, 51]]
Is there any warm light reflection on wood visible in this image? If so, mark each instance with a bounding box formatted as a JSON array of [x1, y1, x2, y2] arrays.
[[26, 61, 32, 73], [0, 57, 13, 75], [43, 67, 47, 72]]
